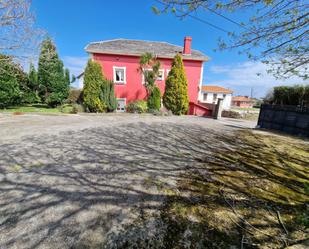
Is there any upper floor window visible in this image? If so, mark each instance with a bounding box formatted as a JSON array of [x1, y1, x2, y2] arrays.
[[213, 93, 218, 103], [113, 66, 126, 84], [203, 93, 208, 101], [157, 69, 164, 81], [142, 68, 165, 84]]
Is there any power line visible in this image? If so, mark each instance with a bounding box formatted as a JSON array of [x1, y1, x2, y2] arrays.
[[202, 4, 251, 32], [155, 0, 230, 34]]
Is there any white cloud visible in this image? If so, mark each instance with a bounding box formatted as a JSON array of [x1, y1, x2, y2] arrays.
[[206, 61, 309, 97], [63, 56, 88, 77]]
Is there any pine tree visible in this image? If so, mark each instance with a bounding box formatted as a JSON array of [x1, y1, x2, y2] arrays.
[[108, 81, 117, 111], [100, 79, 117, 112], [38, 38, 68, 106], [163, 54, 189, 115], [21, 62, 40, 104], [83, 59, 106, 112], [64, 68, 70, 85], [0, 55, 21, 108], [28, 63, 38, 90]]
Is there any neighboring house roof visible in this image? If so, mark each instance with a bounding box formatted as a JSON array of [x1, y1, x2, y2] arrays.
[[76, 72, 84, 79], [201, 85, 233, 94], [85, 39, 209, 61], [232, 96, 253, 102]]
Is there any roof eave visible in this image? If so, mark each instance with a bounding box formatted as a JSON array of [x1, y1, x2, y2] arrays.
[[85, 49, 209, 62]]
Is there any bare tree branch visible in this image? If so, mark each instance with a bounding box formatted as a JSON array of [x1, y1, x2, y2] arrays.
[[155, 0, 309, 80]]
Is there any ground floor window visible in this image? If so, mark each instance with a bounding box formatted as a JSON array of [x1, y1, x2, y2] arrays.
[[116, 98, 126, 112]]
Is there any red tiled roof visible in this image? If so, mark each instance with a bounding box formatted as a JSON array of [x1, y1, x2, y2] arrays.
[[201, 85, 233, 94], [232, 96, 253, 102]]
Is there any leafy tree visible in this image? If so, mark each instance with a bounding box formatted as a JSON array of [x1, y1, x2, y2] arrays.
[[0, 55, 21, 108], [147, 86, 161, 111], [154, 0, 309, 80], [271, 85, 309, 106], [83, 59, 106, 112], [139, 52, 161, 95], [0, 0, 43, 60], [163, 54, 189, 115], [38, 38, 68, 106]]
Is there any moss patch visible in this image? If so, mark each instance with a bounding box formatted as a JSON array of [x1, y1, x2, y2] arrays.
[[103, 130, 309, 249]]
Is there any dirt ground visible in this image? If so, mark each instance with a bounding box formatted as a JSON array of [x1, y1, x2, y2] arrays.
[[1, 113, 307, 249]]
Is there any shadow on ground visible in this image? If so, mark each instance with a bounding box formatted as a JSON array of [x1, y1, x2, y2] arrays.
[[0, 122, 308, 249]]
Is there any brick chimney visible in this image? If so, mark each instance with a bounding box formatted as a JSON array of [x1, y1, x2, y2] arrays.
[[183, 36, 192, 55]]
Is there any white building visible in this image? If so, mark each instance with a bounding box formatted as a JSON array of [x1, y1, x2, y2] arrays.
[[198, 85, 233, 110], [76, 72, 84, 89]]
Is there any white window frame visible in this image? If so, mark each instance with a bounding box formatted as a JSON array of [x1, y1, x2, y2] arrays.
[[142, 68, 152, 84], [166, 69, 170, 78], [142, 68, 165, 84], [116, 98, 126, 112], [157, 69, 164, 81], [113, 66, 126, 84]]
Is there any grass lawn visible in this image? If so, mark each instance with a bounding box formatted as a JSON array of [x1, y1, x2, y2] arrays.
[[107, 130, 309, 249], [0, 104, 61, 113]]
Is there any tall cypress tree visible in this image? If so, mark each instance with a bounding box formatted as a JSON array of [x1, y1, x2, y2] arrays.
[[38, 38, 68, 106], [163, 54, 189, 115], [83, 59, 106, 112]]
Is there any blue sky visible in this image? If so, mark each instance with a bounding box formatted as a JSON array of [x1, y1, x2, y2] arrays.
[[31, 0, 307, 98]]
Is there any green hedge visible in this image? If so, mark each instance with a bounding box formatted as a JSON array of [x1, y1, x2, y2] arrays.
[[272, 85, 309, 106], [126, 100, 148, 113]]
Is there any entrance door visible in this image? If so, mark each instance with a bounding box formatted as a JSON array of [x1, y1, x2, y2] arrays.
[[116, 98, 126, 112]]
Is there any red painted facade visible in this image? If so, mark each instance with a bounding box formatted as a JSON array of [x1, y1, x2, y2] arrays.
[[92, 53, 203, 104]]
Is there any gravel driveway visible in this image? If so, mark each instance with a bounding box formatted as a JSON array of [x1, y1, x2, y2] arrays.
[[0, 113, 256, 249]]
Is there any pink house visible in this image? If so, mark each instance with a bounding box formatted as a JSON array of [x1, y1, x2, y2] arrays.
[[85, 37, 209, 113]]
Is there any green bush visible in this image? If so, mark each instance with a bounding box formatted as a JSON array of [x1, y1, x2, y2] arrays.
[[147, 86, 161, 111], [46, 92, 67, 107], [21, 91, 41, 104], [163, 54, 189, 115], [59, 103, 84, 114], [126, 100, 148, 113], [72, 104, 85, 113], [83, 60, 106, 112], [271, 85, 309, 106], [67, 88, 83, 104]]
